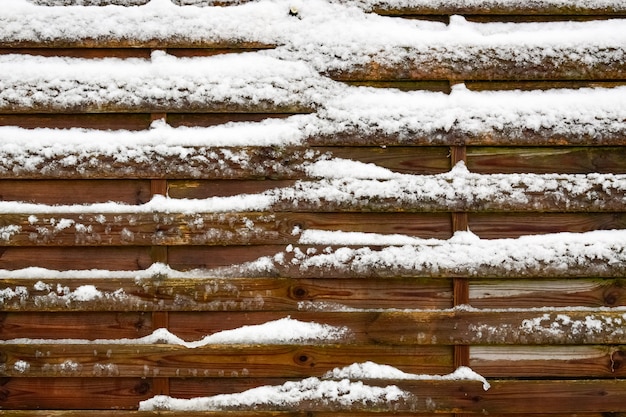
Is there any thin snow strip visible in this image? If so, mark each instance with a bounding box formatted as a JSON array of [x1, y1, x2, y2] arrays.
[[324, 362, 490, 390], [1, 317, 350, 346]]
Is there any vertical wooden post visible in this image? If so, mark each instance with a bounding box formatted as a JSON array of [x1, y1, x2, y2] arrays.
[[150, 177, 170, 396]]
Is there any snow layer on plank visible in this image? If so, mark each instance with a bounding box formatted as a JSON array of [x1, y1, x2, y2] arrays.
[[229, 229, 626, 277], [0, 161, 624, 212], [138, 362, 487, 411], [2, 0, 625, 74], [140, 378, 407, 411], [0, 51, 325, 111], [325, 362, 490, 390], [2, 317, 349, 345]]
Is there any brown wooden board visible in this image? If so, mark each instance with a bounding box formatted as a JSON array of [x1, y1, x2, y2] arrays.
[[0, 212, 452, 247], [0, 276, 453, 312], [466, 146, 626, 174], [471, 345, 626, 378], [0, 377, 155, 410], [169, 379, 626, 414], [0, 344, 453, 378], [468, 212, 626, 239], [0, 247, 152, 270], [0, 113, 152, 130], [0, 312, 154, 340], [0, 180, 151, 205], [469, 278, 626, 309], [163, 310, 626, 345], [0, 146, 450, 179]]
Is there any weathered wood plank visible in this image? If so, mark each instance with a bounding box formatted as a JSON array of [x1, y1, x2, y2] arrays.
[[0, 377, 154, 410], [0, 344, 453, 378], [0, 412, 454, 417], [467, 146, 626, 174], [0, 180, 151, 205], [0, 312, 154, 340], [469, 212, 626, 239], [470, 279, 626, 309], [0, 276, 453, 312], [466, 80, 626, 91], [0, 212, 452, 246], [0, 113, 151, 130], [169, 379, 626, 414], [163, 310, 626, 345], [0, 146, 450, 179], [0, 247, 152, 270], [471, 345, 626, 378], [329, 51, 626, 82], [358, 1, 626, 16], [0, 39, 275, 50], [166, 112, 294, 128]]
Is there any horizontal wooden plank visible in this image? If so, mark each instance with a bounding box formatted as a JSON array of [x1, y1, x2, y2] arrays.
[[167, 379, 626, 414], [0, 39, 275, 50], [0, 377, 154, 409], [466, 80, 626, 91], [0, 247, 152, 270], [0, 146, 450, 179], [0, 413, 601, 417], [359, 1, 626, 16], [0, 276, 453, 311], [0, 113, 152, 130], [162, 310, 626, 345], [467, 146, 626, 174], [0, 212, 452, 246], [470, 278, 626, 309], [0, 180, 151, 205], [471, 345, 626, 378], [0, 312, 154, 340], [329, 50, 626, 82], [468, 212, 626, 239], [0, 344, 452, 378]]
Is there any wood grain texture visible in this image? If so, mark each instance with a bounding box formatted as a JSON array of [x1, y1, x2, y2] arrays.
[[468, 212, 626, 239], [0, 344, 453, 378], [0, 247, 152, 270], [0, 276, 453, 312], [471, 345, 626, 377], [162, 310, 626, 345], [0, 146, 450, 179], [0, 212, 452, 246], [0, 180, 151, 205], [467, 146, 626, 174], [470, 278, 626, 309], [0, 113, 151, 130]]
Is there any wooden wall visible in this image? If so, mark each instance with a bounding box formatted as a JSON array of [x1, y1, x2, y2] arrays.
[[1, 1, 626, 415]]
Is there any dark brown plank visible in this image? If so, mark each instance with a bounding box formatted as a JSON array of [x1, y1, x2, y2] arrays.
[[470, 278, 626, 309], [0, 276, 453, 312], [0, 212, 452, 247], [0, 40, 274, 50], [0, 146, 450, 179], [164, 310, 626, 345], [469, 212, 626, 239], [0, 412, 454, 417], [0, 113, 151, 130], [168, 180, 297, 198], [0, 344, 453, 378], [0, 312, 153, 340], [471, 345, 626, 378], [0, 247, 152, 270], [467, 146, 626, 174], [0, 48, 152, 59], [0, 180, 151, 205], [168, 379, 626, 414], [466, 80, 626, 91], [0, 377, 154, 410], [166, 113, 293, 127]]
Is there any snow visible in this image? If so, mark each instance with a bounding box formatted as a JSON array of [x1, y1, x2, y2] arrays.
[[138, 362, 489, 411]]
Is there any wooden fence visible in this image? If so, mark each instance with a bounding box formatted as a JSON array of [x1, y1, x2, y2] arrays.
[[1, 0, 626, 415]]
